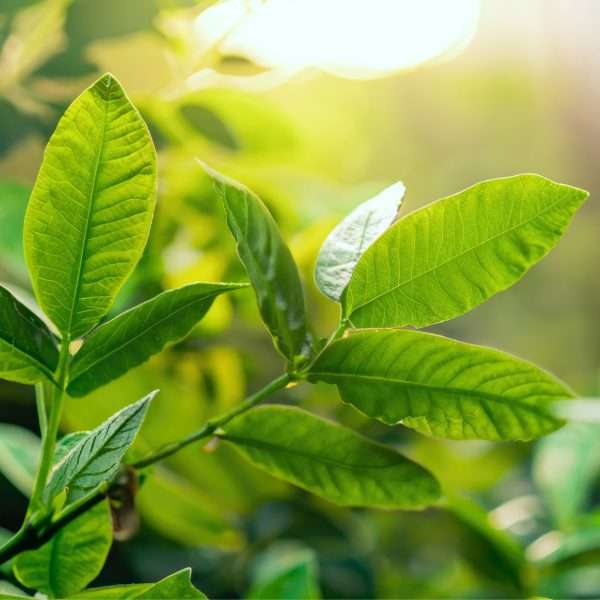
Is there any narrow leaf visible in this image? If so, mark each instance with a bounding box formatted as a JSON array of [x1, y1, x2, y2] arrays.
[[24, 73, 156, 339], [70, 568, 207, 599], [220, 405, 440, 509], [46, 391, 156, 502], [343, 175, 588, 328], [0, 424, 40, 497], [0, 285, 58, 384], [200, 162, 312, 364], [309, 329, 572, 441], [315, 182, 404, 302], [68, 282, 247, 396], [14, 500, 112, 598]]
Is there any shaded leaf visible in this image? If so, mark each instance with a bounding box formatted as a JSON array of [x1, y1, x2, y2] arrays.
[[0, 424, 40, 497], [14, 500, 112, 597], [0, 285, 58, 384], [71, 568, 207, 599], [201, 162, 312, 364], [46, 391, 156, 502], [220, 406, 440, 509], [343, 175, 588, 328], [24, 73, 156, 339], [0, 180, 29, 278], [309, 329, 571, 441], [68, 282, 247, 396], [315, 182, 404, 302]]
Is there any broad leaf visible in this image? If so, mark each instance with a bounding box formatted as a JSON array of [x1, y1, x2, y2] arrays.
[[54, 431, 89, 465], [71, 568, 207, 599], [68, 282, 246, 396], [201, 162, 312, 364], [533, 423, 600, 527], [315, 182, 404, 302], [0, 285, 58, 384], [248, 543, 321, 600], [343, 175, 588, 328], [24, 73, 156, 339], [220, 405, 440, 509], [46, 391, 156, 502], [309, 329, 572, 441], [14, 500, 112, 597], [0, 425, 40, 497]]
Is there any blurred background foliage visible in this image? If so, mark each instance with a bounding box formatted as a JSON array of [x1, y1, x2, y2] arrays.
[[0, 1, 599, 598]]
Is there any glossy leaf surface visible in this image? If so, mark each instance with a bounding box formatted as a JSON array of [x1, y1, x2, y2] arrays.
[[14, 500, 112, 597], [221, 405, 440, 509], [343, 175, 588, 328], [24, 73, 156, 339], [201, 162, 312, 363], [315, 182, 404, 302], [46, 391, 155, 502], [309, 329, 572, 441], [0, 285, 58, 383], [68, 282, 246, 396]]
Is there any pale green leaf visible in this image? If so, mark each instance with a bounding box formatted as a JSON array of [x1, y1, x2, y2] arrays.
[[309, 329, 572, 441], [533, 423, 600, 527], [0, 580, 30, 598], [200, 162, 312, 364], [0, 285, 58, 384], [315, 182, 404, 302], [46, 391, 156, 502], [24, 73, 156, 339], [0, 180, 29, 279], [67, 282, 247, 396], [248, 543, 321, 600], [343, 175, 588, 328], [54, 431, 89, 465], [71, 568, 207, 599], [14, 500, 112, 597], [0, 424, 40, 497], [220, 405, 440, 509]]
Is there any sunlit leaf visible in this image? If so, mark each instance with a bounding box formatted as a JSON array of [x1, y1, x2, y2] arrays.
[[201, 162, 312, 364], [46, 391, 156, 503], [309, 329, 572, 441], [67, 282, 247, 396], [0, 285, 58, 384], [24, 73, 156, 339], [71, 568, 207, 599], [14, 500, 112, 597], [0, 425, 40, 497], [248, 543, 321, 600], [220, 405, 440, 509], [0, 579, 30, 597], [343, 175, 588, 328], [53, 431, 89, 465], [315, 182, 404, 302]]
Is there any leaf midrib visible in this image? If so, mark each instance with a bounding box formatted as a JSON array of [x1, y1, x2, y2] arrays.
[[309, 370, 564, 422], [65, 80, 112, 338], [347, 190, 573, 316]]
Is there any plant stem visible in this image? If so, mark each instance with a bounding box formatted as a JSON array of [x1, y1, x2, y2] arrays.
[[35, 382, 47, 438], [28, 341, 70, 514], [131, 372, 291, 469]]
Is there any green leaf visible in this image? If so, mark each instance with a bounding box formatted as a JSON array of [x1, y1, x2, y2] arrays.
[[24, 73, 156, 339], [0, 580, 30, 598], [0, 424, 40, 497], [533, 423, 600, 527], [343, 175, 588, 328], [0, 285, 58, 384], [46, 391, 156, 502], [14, 500, 112, 597], [220, 405, 440, 509], [200, 162, 312, 364], [67, 282, 247, 396], [70, 568, 207, 599], [247, 543, 321, 600], [54, 431, 90, 465], [0, 180, 29, 279], [315, 182, 404, 302], [309, 329, 572, 441]]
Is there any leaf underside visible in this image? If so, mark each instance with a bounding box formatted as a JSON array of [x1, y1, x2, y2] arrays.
[[343, 174, 588, 328], [310, 329, 572, 441], [221, 405, 440, 509], [24, 73, 156, 339], [67, 282, 247, 396]]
